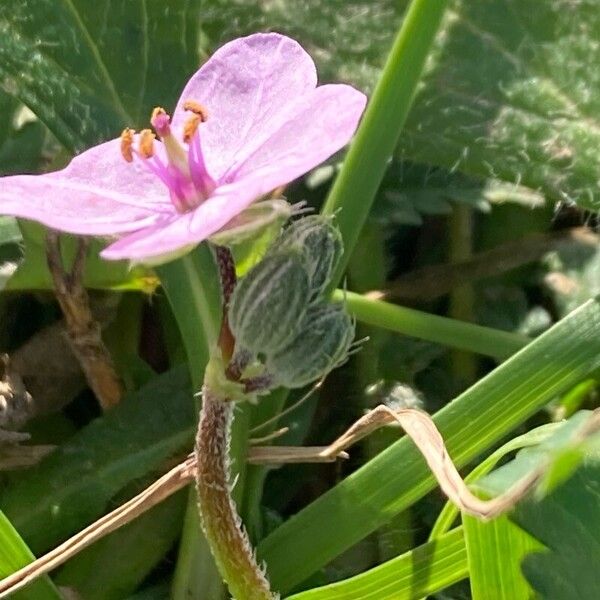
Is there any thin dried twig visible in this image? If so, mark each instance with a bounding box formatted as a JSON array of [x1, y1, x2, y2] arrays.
[[45, 232, 123, 410], [369, 227, 598, 302], [1, 406, 598, 596], [248, 427, 289, 445]]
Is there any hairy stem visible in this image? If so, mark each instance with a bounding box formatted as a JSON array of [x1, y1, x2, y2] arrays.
[[196, 388, 274, 600]]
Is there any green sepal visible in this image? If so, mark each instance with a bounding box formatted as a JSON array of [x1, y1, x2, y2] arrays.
[[203, 353, 249, 403], [229, 250, 311, 356], [267, 302, 355, 389], [272, 215, 343, 299]]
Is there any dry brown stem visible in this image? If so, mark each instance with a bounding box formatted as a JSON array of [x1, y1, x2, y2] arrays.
[[45, 232, 123, 410]]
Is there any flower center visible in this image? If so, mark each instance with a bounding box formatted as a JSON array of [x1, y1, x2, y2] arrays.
[[120, 102, 216, 213]]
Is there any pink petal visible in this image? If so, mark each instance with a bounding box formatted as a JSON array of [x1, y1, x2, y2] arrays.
[[171, 33, 318, 182], [100, 173, 280, 261], [0, 139, 173, 235], [227, 83, 367, 189]]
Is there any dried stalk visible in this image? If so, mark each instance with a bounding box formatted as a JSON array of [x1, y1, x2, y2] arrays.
[[45, 232, 123, 410]]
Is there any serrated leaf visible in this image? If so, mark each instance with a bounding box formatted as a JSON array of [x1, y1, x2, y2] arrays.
[[1, 1, 202, 151], [402, 0, 600, 210]]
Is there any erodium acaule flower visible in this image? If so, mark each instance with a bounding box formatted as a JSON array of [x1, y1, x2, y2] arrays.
[[0, 33, 366, 262]]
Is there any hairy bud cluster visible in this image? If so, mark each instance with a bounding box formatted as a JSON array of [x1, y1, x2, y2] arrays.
[[228, 216, 354, 392]]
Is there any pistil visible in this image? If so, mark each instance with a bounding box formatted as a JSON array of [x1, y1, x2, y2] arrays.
[[150, 107, 189, 176]]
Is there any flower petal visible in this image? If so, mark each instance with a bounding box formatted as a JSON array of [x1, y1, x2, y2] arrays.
[[0, 139, 173, 235], [226, 83, 367, 190], [100, 173, 282, 261], [172, 33, 318, 182]]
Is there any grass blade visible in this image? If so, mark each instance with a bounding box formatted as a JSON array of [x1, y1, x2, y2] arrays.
[[339, 290, 529, 359], [0, 512, 62, 600], [322, 0, 449, 281], [463, 513, 541, 600], [285, 527, 466, 600]]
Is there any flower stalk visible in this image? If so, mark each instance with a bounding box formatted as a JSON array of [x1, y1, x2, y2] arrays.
[[195, 245, 276, 600], [196, 388, 274, 600]]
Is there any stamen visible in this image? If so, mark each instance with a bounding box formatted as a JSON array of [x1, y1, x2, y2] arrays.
[[151, 106, 171, 137], [183, 101, 208, 122], [183, 115, 202, 144], [120, 128, 135, 162], [139, 129, 156, 158]]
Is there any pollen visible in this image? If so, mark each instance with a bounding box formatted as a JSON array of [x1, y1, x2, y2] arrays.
[[183, 115, 202, 144], [139, 129, 156, 158], [183, 100, 208, 122], [120, 128, 135, 162]]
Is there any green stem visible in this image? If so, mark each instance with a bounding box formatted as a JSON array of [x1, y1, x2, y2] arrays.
[[322, 0, 449, 283], [156, 246, 225, 600], [448, 203, 478, 382], [337, 290, 529, 359]]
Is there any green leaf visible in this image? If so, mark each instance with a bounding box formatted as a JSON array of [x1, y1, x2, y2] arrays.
[[55, 492, 186, 600], [258, 298, 600, 593], [0, 366, 194, 553], [463, 512, 541, 599], [481, 415, 600, 599], [517, 464, 600, 599], [0, 1, 201, 151], [5, 221, 158, 292], [0, 511, 63, 600], [401, 0, 600, 210], [285, 527, 467, 600]]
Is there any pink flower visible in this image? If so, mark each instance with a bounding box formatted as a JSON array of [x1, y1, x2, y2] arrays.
[[0, 33, 366, 262]]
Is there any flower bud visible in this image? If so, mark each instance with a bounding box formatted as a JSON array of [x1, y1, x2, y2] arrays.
[[267, 303, 354, 388], [272, 216, 343, 299], [228, 250, 310, 355]]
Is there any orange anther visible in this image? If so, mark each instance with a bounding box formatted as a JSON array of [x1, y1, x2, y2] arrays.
[[120, 128, 135, 162], [183, 100, 208, 122], [139, 129, 156, 158], [183, 115, 202, 144]]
